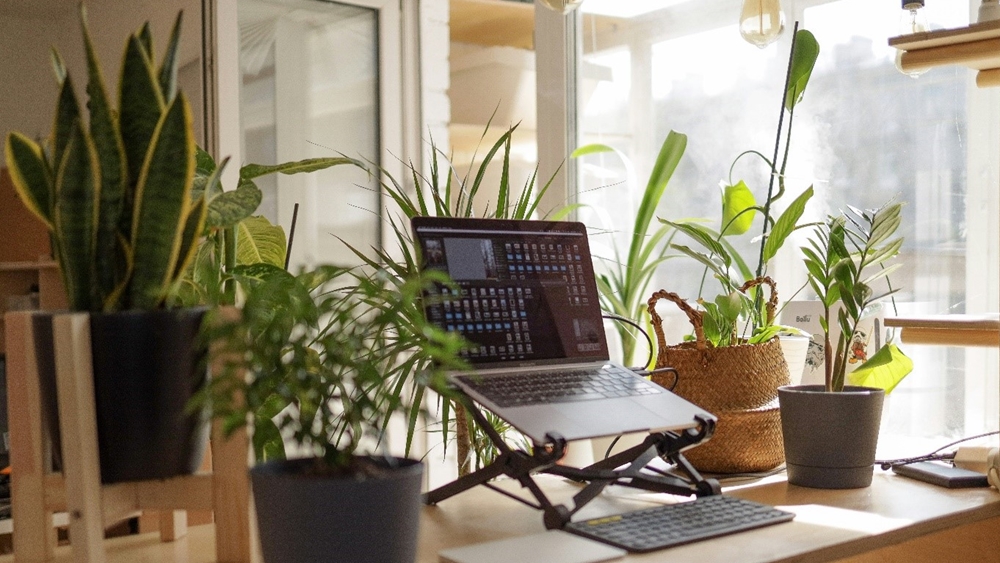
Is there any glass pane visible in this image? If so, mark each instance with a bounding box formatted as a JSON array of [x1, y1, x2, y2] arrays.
[[577, 0, 999, 446], [239, 0, 380, 269]]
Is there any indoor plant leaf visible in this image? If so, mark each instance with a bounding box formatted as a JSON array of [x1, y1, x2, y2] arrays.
[[4, 133, 54, 228], [119, 33, 166, 188], [762, 186, 814, 263], [206, 180, 263, 229], [785, 29, 820, 110], [236, 216, 287, 268], [128, 93, 195, 309], [721, 181, 757, 236], [847, 343, 913, 394], [53, 120, 100, 311], [238, 156, 361, 182]]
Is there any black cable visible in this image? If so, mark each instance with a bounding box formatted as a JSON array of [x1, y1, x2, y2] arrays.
[[602, 313, 655, 370], [604, 436, 622, 461], [876, 430, 1000, 470]]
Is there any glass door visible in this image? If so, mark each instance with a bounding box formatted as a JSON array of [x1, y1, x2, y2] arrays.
[[238, 0, 401, 269]]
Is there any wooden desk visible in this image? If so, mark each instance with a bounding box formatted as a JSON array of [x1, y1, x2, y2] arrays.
[[4, 470, 996, 563]]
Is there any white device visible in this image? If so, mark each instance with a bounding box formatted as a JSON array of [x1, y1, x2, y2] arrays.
[[987, 447, 1000, 490]]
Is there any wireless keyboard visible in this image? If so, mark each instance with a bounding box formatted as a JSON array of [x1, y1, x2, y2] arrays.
[[564, 495, 794, 553]]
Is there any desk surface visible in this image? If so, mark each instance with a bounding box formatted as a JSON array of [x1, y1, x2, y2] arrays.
[[3, 470, 997, 563]]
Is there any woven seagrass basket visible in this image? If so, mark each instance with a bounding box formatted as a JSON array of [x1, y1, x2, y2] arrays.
[[647, 278, 788, 474]]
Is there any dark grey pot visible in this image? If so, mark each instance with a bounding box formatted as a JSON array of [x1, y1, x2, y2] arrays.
[[251, 457, 424, 563], [89, 308, 210, 483], [778, 385, 885, 489]]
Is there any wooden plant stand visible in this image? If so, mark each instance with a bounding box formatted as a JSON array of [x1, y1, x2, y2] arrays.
[[4, 310, 255, 563]]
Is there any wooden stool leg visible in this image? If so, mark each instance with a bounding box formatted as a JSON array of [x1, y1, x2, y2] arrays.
[[158, 510, 188, 541], [53, 313, 106, 563], [5, 312, 56, 562]]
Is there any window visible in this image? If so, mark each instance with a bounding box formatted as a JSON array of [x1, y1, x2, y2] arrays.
[[238, 0, 404, 269], [568, 0, 999, 450]]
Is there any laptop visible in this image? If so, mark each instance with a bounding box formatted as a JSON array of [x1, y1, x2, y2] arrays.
[[412, 217, 712, 444]]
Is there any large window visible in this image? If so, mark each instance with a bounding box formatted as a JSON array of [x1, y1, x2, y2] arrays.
[[572, 0, 999, 450]]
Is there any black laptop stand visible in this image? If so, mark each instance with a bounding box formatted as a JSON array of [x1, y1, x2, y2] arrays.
[[423, 393, 721, 530]]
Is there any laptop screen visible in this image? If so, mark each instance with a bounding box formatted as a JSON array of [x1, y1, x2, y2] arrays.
[[412, 217, 610, 367]]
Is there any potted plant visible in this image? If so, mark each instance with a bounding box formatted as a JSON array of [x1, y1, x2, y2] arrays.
[[4, 8, 212, 483], [634, 29, 820, 475], [779, 201, 913, 489], [204, 265, 465, 563], [572, 131, 687, 368]]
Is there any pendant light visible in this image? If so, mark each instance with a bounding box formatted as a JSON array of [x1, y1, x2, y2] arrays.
[[739, 0, 786, 48]]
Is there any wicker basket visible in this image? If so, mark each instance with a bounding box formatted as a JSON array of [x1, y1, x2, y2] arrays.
[[647, 278, 788, 474]]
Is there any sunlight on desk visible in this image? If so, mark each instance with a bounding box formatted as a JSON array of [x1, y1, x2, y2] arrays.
[[782, 504, 914, 535]]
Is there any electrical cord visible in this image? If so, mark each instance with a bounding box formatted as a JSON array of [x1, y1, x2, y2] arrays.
[[602, 313, 655, 370], [876, 430, 1000, 470]]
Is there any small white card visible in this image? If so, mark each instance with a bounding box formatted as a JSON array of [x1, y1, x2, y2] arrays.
[[439, 530, 626, 563]]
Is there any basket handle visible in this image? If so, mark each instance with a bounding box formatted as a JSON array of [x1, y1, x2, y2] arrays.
[[647, 290, 708, 352], [738, 276, 778, 326]]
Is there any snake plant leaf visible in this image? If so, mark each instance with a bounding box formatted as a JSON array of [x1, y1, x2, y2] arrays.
[[137, 22, 154, 61], [119, 33, 166, 190], [53, 74, 82, 168], [82, 11, 129, 303], [238, 157, 361, 181], [785, 29, 820, 110], [54, 121, 100, 311], [158, 11, 183, 102], [129, 93, 195, 309], [206, 179, 262, 229], [848, 343, 913, 394], [101, 232, 134, 312], [5, 133, 54, 228], [721, 181, 756, 236], [762, 185, 814, 263], [236, 216, 287, 268], [50, 48, 68, 84], [174, 196, 207, 279]]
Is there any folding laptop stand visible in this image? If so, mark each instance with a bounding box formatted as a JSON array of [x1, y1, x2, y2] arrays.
[[424, 394, 722, 530]]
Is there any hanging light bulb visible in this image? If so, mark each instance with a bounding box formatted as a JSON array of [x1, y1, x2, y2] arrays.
[[739, 0, 786, 48], [894, 0, 930, 78], [537, 0, 585, 15]]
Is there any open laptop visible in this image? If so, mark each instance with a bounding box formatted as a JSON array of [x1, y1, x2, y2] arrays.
[[412, 216, 712, 444]]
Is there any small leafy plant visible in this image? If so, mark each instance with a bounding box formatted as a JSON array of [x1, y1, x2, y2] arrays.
[[205, 266, 466, 469], [802, 201, 911, 392], [5, 8, 201, 312]]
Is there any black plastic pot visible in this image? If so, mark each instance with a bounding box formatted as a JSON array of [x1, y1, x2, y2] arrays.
[[89, 308, 209, 483], [778, 385, 885, 489], [251, 457, 424, 563]]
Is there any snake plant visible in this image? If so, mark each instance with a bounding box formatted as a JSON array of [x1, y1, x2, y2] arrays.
[[5, 8, 201, 312]]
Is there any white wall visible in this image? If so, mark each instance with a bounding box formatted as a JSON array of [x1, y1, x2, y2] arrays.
[[1, 0, 204, 147]]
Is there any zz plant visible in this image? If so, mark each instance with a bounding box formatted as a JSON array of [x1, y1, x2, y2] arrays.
[[5, 8, 201, 312], [802, 201, 911, 393]]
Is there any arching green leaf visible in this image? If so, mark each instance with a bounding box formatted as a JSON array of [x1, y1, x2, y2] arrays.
[[206, 179, 262, 229], [236, 216, 287, 268], [786, 29, 820, 110], [762, 185, 813, 263]]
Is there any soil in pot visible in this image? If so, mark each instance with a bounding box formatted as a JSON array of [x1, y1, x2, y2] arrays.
[[251, 456, 424, 563], [778, 385, 884, 489]]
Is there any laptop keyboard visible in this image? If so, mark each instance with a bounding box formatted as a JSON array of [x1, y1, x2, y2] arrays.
[[457, 365, 662, 408], [565, 495, 795, 553]]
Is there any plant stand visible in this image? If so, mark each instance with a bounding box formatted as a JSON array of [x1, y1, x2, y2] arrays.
[[4, 310, 255, 563], [424, 394, 720, 530]]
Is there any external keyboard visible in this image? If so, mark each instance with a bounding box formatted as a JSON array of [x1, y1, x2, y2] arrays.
[[564, 495, 795, 553], [457, 366, 662, 408]]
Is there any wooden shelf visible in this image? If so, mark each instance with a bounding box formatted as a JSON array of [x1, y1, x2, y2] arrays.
[[451, 0, 535, 50], [885, 314, 1000, 347], [890, 20, 1000, 87]]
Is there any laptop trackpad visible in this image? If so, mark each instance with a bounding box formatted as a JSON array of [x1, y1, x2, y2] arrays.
[[553, 399, 658, 435]]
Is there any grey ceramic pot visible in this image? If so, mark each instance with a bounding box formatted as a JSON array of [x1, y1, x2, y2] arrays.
[[251, 457, 424, 563], [778, 385, 885, 489]]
